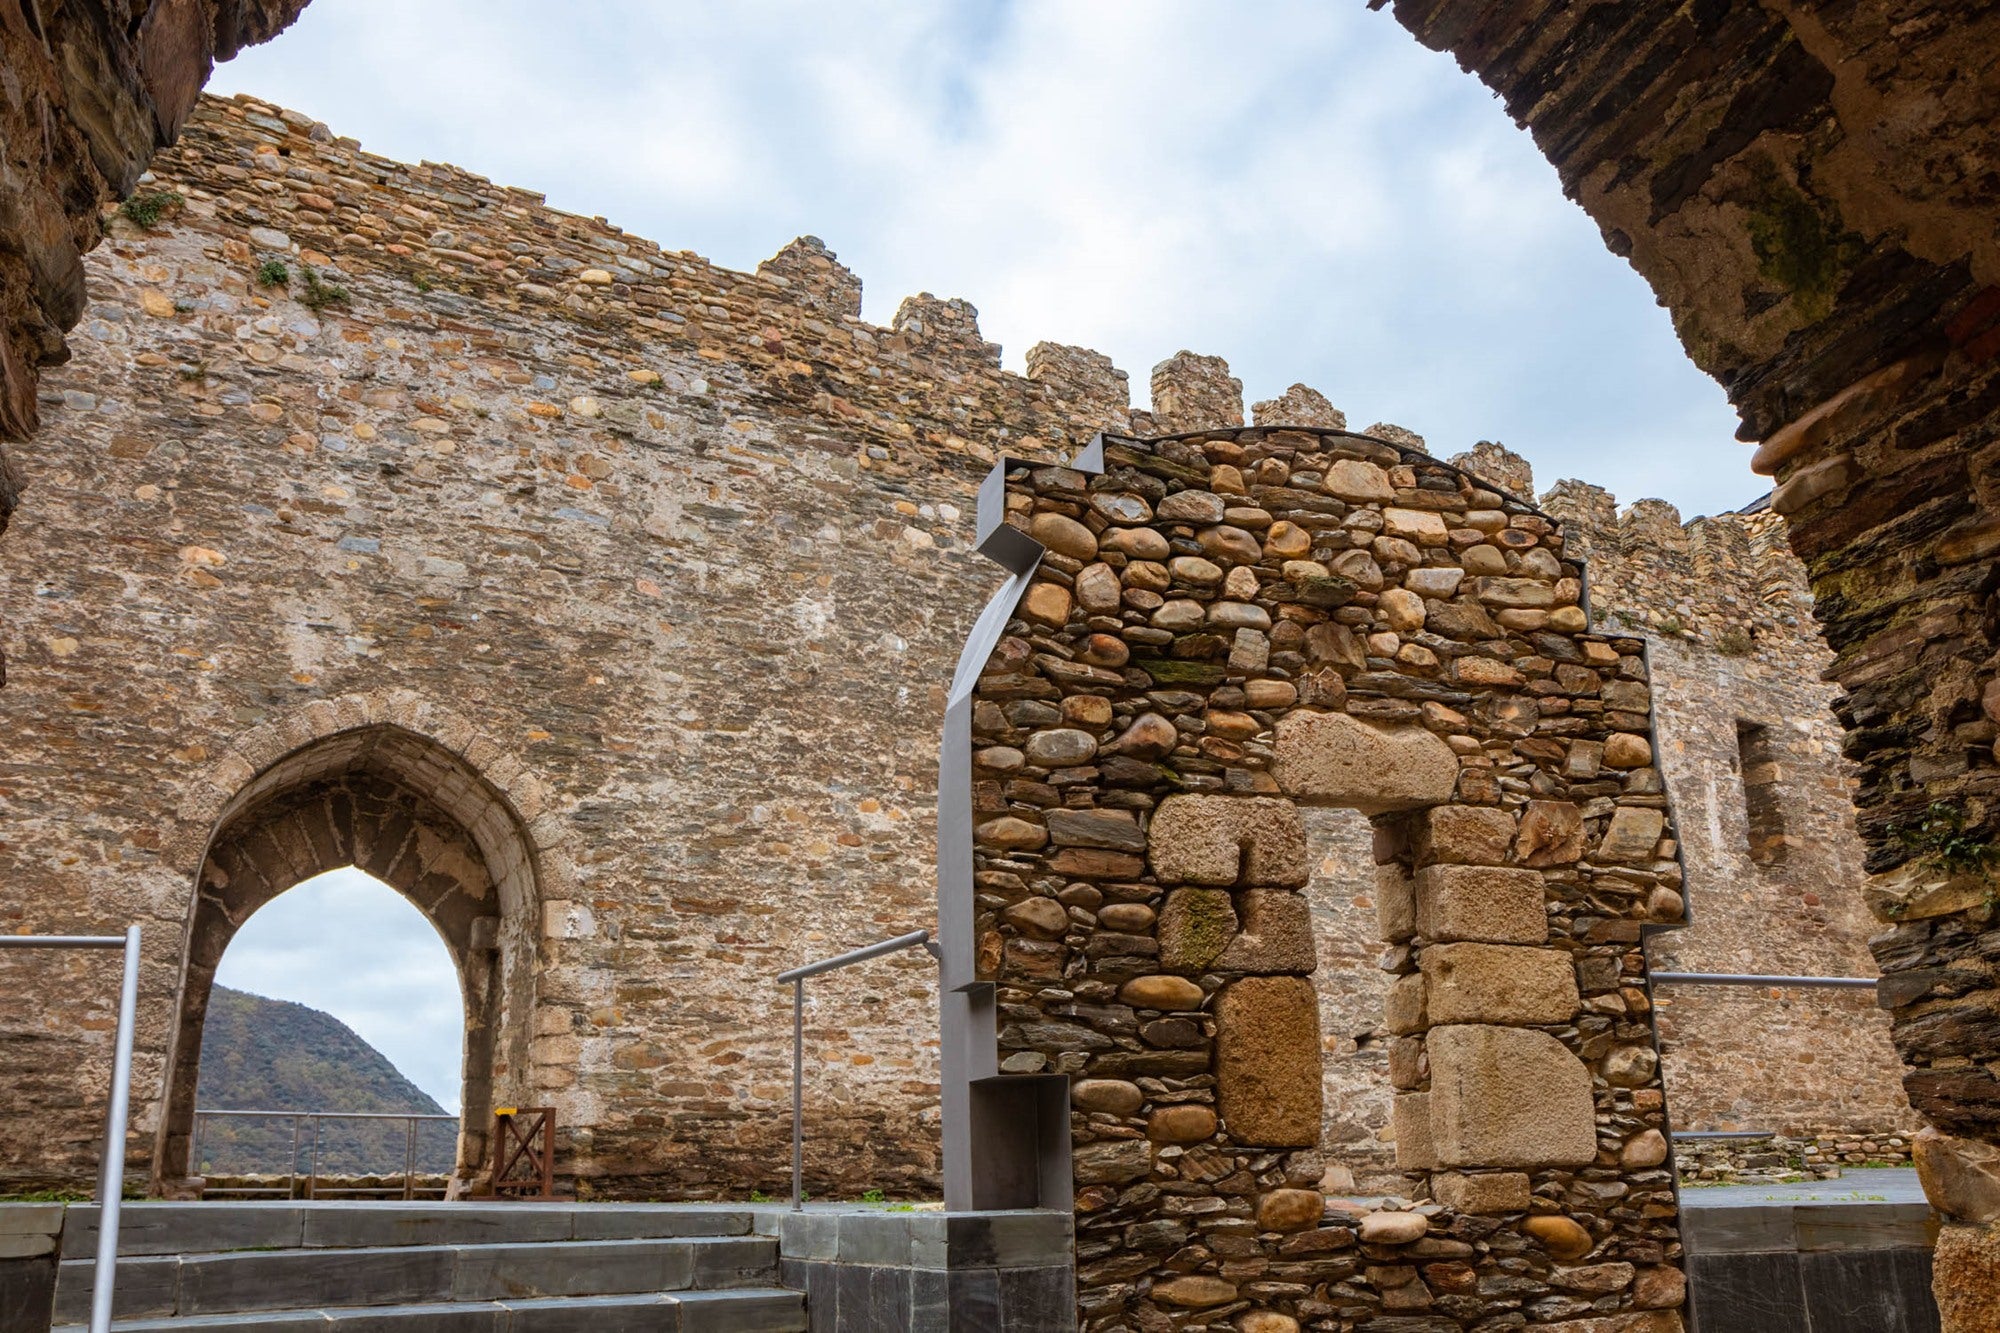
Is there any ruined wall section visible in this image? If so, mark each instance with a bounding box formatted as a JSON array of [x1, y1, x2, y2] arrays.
[[0, 0, 309, 499], [0, 93, 1136, 1195], [0, 96, 1914, 1202], [1532, 463, 1915, 1144]]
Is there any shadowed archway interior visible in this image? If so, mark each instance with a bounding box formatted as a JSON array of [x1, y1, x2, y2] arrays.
[[155, 725, 541, 1189]]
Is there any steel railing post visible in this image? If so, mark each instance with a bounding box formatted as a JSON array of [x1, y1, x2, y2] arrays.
[[775, 929, 934, 1212], [88, 925, 141, 1333], [791, 977, 804, 1212]]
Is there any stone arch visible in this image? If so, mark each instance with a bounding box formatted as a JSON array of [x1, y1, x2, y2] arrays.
[[153, 696, 563, 1192], [950, 424, 1689, 1328]]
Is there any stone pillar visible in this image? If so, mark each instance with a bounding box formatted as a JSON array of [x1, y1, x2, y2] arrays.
[[1149, 352, 1243, 432], [1250, 383, 1346, 430], [756, 236, 863, 321]]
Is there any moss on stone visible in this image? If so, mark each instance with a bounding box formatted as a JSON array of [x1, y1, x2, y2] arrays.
[[1744, 160, 1865, 324], [1161, 888, 1237, 972], [1138, 657, 1227, 686]]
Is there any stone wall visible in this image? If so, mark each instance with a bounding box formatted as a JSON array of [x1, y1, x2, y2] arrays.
[[1379, 18, 2000, 1288], [970, 424, 1689, 1328], [0, 98, 1910, 1218], [0, 0, 308, 526]]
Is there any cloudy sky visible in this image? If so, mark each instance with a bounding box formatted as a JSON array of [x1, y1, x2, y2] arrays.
[[203, 1, 1762, 1107], [214, 869, 464, 1109]]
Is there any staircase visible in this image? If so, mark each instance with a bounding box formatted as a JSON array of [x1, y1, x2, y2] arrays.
[[50, 1200, 806, 1332]]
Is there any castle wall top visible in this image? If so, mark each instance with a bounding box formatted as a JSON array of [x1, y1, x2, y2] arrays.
[[128, 94, 1814, 671]]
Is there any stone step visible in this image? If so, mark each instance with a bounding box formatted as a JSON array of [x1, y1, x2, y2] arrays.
[[54, 1236, 781, 1323], [50, 1287, 808, 1332], [61, 1203, 757, 1258]]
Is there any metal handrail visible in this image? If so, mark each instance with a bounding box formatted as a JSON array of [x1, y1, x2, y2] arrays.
[[190, 1109, 460, 1200], [777, 929, 938, 1210], [1652, 971, 1878, 989], [1, 929, 140, 1333], [1653, 976, 1876, 1155]]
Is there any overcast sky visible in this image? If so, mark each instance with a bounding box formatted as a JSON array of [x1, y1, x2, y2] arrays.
[[214, 869, 464, 1110], [202, 1, 1763, 1110]]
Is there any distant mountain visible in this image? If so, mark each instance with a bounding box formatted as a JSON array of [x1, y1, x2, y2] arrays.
[[195, 985, 456, 1177]]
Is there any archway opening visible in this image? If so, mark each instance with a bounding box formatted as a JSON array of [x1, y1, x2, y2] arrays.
[[193, 867, 465, 1191], [154, 724, 542, 1194]]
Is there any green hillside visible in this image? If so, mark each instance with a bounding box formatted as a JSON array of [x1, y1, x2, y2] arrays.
[[195, 985, 457, 1176]]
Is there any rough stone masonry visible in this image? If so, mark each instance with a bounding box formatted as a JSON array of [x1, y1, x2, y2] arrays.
[[0, 98, 1910, 1217], [967, 424, 1693, 1328]]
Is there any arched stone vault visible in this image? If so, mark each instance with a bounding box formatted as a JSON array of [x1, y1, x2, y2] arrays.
[[152, 700, 559, 1192], [947, 424, 1689, 1329]]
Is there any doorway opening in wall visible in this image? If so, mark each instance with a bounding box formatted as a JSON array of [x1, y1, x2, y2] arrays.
[[193, 867, 464, 1197], [1734, 721, 1789, 867], [1300, 806, 1405, 1195]]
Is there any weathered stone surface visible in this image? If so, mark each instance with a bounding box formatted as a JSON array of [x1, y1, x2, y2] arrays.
[[1148, 794, 1308, 886], [1120, 976, 1206, 1011], [1158, 888, 1238, 973], [1003, 897, 1069, 940], [1029, 512, 1097, 559], [1074, 1138, 1152, 1184], [1020, 580, 1072, 628], [1522, 1214, 1596, 1262], [1552, 1262, 1637, 1295], [1376, 864, 1416, 943], [1072, 1079, 1144, 1115], [1358, 1209, 1430, 1244], [1416, 865, 1549, 944], [1273, 712, 1460, 813], [1620, 1129, 1670, 1170], [1214, 889, 1316, 974], [1603, 733, 1653, 769], [1421, 943, 1580, 1026], [1324, 459, 1394, 502], [1256, 1188, 1326, 1232], [1602, 1045, 1660, 1088], [1937, 1223, 2000, 1333], [1149, 1105, 1218, 1143], [1428, 1025, 1598, 1168], [1216, 977, 1322, 1147], [1046, 808, 1145, 852], [1384, 973, 1428, 1036], [1390, 1091, 1436, 1171], [1235, 1314, 1300, 1333], [1516, 800, 1585, 867], [1632, 1265, 1686, 1310], [1151, 1275, 1238, 1308], [1596, 807, 1666, 864], [1433, 1171, 1531, 1215], [1417, 804, 1517, 867], [1917, 1128, 2000, 1224]]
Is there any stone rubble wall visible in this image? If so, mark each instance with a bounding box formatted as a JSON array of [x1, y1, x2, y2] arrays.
[[974, 425, 1689, 1328], [0, 96, 1911, 1223], [1385, 10, 2000, 1248], [0, 0, 309, 526]]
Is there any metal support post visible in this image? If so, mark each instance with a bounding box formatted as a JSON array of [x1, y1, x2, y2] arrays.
[[1, 927, 141, 1333], [791, 978, 804, 1211], [777, 928, 934, 1213]]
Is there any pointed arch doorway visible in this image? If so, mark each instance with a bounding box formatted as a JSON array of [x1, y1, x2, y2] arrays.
[[154, 724, 542, 1193]]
